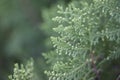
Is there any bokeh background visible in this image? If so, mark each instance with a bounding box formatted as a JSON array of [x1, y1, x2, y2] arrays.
[[0, 0, 71, 80]]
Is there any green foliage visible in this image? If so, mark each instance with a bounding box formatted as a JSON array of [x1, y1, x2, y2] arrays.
[[8, 59, 35, 80], [44, 0, 120, 80], [40, 5, 58, 51], [40, 2, 68, 51]]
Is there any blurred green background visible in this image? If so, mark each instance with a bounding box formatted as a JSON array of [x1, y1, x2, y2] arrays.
[[0, 0, 70, 80]]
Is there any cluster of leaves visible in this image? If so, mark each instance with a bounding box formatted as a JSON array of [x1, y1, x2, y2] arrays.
[[8, 59, 35, 80], [40, 1, 69, 52], [44, 0, 120, 80], [5, 1, 70, 80]]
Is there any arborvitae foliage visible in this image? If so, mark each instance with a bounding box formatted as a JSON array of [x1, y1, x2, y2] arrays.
[[40, 4, 58, 51], [8, 59, 35, 80], [44, 0, 120, 80], [40, 2, 67, 51]]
